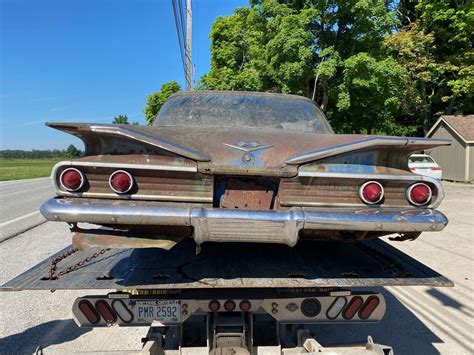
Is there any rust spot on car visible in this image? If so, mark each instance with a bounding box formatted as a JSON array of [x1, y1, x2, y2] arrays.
[[221, 179, 274, 210]]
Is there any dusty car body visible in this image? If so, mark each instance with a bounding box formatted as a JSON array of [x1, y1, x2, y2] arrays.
[[40, 91, 449, 250]]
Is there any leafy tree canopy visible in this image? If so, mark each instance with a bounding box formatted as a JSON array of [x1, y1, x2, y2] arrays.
[[112, 115, 129, 124], [144, 81, 181, 125], [200, 0, 473, 135], [64, 144, 82, 159]]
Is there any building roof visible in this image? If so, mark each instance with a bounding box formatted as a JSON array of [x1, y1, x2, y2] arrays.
[[427, 115, 474, 143]]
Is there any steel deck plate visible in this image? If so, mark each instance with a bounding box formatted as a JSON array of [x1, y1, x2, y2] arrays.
[[1, 239, 452, 291]]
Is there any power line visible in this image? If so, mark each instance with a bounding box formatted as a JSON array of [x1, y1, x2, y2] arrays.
[[177, 0, 186, 41], [171, 0, 192, 90], [171, 0, 186, 73]]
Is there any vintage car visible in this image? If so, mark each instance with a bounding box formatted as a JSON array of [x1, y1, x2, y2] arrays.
[[40, 91, 449, 250]]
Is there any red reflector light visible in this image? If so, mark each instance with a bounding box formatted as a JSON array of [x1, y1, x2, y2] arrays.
[[359, 181, 384, 205], [60, 168, 85, 192], [342, 296, 364, 319], [224, 300, 236, 311], [109, 170, 134, 194], [78, 300, 100, 324], [431, 167, 442, 171], [209, 300, 221, 312], [239, 300, 251, 312], [358, 296, 380, 319], [407, 183, 432, 206], [95, 300, 117, 324]]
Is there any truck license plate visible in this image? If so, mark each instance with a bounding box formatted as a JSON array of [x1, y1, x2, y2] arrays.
[[134, 300, 181, 323]]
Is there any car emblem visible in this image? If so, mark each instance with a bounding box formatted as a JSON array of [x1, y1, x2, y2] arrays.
[[223, 140, 273, 153]]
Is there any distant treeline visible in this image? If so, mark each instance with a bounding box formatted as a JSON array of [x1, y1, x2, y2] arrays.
[[0, 145, 82, 159]]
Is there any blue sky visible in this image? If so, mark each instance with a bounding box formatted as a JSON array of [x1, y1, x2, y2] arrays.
[[0, 0, 247, 150]]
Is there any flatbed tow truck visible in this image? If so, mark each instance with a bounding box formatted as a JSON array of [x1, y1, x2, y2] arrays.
[[1, 238, 452, 354]]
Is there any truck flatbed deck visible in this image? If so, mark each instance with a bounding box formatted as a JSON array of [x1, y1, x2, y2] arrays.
[[2, 239, 452, 291]]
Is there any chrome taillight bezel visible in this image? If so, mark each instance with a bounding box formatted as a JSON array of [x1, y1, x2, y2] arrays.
[[406, 182, 432, 206], [109, 170, 134, 194], [59, 168, 85, 192], [359, 181, 384, 205]]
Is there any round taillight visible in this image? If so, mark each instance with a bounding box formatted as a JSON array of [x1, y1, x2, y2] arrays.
[[224, 300, 236, 312], [109, 170, 134, 194], [209, 300, 220, 312], [407, 183, 432, 206], [60, 168, 85, 192], [239, 300, 251, 312], [359, 181, 384, 205]]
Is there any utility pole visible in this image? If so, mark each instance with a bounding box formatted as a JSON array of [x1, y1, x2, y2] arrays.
[[185, 0, 192, 91]]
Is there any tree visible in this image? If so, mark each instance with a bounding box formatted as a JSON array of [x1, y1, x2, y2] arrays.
[[385, 0, 474, 132], [144, 81, 181, 125], [112, 115, 129, 124], [202, 0, 412, 135], [201, 0, 472, 136], [65, 144, 81, 159]]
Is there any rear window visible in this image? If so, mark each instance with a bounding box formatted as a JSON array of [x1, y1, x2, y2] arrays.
[[409, 156, 435, 163], [154, 92, 333, 134]]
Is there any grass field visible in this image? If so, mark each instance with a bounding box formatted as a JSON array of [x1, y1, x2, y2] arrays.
[[0, 158, 61, 181]]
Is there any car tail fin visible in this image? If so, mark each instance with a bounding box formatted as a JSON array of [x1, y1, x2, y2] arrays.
[[46, 122, 210, 161], [285, 136, 451, 165]]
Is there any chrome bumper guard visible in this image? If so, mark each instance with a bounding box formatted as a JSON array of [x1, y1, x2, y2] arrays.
[[41, 198, 448, 246]]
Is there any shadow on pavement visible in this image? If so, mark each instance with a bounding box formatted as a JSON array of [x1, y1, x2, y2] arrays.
[[426, 288, 468, 311], [0, 319, 91, 354], [308, 288, 444, 355]]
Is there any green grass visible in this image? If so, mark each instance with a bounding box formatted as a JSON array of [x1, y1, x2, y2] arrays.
[[0, 158, 62, 181]]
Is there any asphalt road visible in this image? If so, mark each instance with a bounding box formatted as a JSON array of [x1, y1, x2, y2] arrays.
[[0, 181, 473, 354], [0, 177, 53, 242]]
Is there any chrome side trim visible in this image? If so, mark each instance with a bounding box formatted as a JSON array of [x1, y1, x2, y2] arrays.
[[41, 198, 449, 247], [295, 172, 445, 209], [52, 160, 198, 173], [285, 137, 451, 165], [54, 192, 213, 203]]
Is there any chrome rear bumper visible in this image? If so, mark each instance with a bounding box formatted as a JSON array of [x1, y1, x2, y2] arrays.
[[41, 198, 448, 246]]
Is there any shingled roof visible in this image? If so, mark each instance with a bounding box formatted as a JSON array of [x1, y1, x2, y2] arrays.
[[427, 115, 474, 143]]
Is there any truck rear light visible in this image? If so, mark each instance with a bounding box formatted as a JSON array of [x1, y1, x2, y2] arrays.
[[359, 181, 384, 205], [78, 300, 100, 324], [95, 300, 117, 324], [60, 168, 85, 192], [109, 170, 134, 194], [301, 298, 321, 318], [342, 296, 363, 319], [209, 300, 221, 312], [239, 300, 251, 312], [407, 183, 432, 206], [326, 297, 347, 320], [358, 296, 380, 319], [224, 300, 236, 311], [112, 300, 133, 323]]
